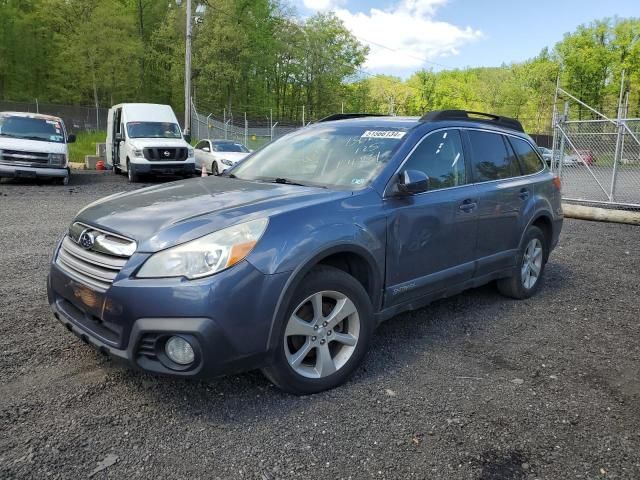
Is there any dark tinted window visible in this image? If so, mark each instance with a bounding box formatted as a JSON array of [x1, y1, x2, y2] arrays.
[[403, 129, 466, 190], [468, 130, 521, 181], [511, 137, 544, 174]]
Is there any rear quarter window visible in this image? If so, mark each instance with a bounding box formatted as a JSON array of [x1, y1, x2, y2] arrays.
[[510, 137, 545, 175]]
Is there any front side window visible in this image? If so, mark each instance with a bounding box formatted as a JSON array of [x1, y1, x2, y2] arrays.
[[468, 130, 521, 182], [232, 125, 407, 189], [511, 137, 545, 174], [126, 122, 182, 139], [402, 129, 466, 190], [0, 114, 66, 143]]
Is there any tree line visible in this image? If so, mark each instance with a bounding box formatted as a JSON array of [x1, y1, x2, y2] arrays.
[[0, 0, 638, 133]]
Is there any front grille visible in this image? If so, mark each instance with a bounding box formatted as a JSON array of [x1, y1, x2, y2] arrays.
[[143, 147, 188, 161], [55, 225, 135, 291], [0, 149, 50, 165]]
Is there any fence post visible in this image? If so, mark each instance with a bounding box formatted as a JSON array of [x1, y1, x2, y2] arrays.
[[270, 109, 273, 142], [244, 112, 248, 147], [556, 102, 569, 181], [609, 74, 628, 202]]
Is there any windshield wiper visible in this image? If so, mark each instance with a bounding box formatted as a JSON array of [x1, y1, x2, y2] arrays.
[[272, 177, 327, 188]]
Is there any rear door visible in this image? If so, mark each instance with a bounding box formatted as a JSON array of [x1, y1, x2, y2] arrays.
[[464, 129, 533, 277], [384, 128, 479, 306]]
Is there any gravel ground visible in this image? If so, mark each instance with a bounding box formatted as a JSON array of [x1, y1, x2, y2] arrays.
[[1, 171, 639, 479]]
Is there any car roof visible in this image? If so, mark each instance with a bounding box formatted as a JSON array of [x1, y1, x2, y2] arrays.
[[317, 116, 421, 129], [314, 115, 531, 139], [0, 111, 63, 122], [208, 139, 245, 143]]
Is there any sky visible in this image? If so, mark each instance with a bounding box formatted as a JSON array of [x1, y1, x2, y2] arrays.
[[295, 0, 639, 77]]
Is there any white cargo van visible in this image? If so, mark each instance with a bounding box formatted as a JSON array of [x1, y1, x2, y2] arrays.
[[106, 103, 194, 182], [0, 112, 75, 185]]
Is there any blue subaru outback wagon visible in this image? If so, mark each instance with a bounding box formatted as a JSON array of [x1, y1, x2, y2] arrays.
[[48, 110, 563, 394]]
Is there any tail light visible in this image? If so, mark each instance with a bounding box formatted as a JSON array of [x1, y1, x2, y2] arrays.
[[552, 176, 562, 191]]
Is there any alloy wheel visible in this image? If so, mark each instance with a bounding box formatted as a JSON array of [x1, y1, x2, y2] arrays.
[[521, 238, 543, 289], [284, 290, 360, 379]]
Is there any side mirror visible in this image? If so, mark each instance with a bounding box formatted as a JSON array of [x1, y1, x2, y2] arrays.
[[183, 133, 192, 143], [397, 170, 430, 195], [115, 132, 124, 142], [202, 147, 210, 152], [66, 134, 76, 144]]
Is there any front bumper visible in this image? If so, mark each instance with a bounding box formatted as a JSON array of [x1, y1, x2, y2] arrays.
[[130, 161, 195, 176], [0, 163, 68, 179], [48, 251, 290, 378]]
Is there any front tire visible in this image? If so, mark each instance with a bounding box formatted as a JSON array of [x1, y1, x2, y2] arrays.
[[262, 266, 374, 395], [127, 161, 139, 183], [212, 162, 219, 176], [497, 225, 547, 299]]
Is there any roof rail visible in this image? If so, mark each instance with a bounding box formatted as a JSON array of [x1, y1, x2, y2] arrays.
[[316, 113, 387, 123], [419, 110, 524, 132]]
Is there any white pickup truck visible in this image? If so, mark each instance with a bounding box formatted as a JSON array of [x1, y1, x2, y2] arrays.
[[106, 103, 194, 182], [0, 112, 75, 185]]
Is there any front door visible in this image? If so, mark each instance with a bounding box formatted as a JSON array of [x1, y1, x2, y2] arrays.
[[384, 128, 479, 307]]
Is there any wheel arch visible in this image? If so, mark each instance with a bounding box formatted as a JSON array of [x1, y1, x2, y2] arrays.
[[266, 244, 383, 351], [522, 211, 553, 260]]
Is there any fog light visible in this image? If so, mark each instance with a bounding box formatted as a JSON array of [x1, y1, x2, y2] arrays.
[[165, 336, 195, 365]]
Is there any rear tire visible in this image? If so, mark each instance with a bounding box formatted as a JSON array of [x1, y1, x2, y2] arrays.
[[262, 266, 374, 395], [497, 225, 547, 299], [212, 162, 219, 176]]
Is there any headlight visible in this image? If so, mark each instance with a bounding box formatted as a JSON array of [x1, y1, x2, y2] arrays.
[[136, 218, 268, 279], [187, 148, 195, 158], [49, 153, 66, 166], [133, 148, 144, 157], [221, 158, 234, 166]]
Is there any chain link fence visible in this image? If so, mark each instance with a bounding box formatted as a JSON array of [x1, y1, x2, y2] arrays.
[[0, 100, 107, 133], [552, 87, 640, 210], [191, 103, 301, 150]]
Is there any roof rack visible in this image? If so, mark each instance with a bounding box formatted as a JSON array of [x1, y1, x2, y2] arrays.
[[316, 113, 387, 123], [419, 110, 524, 132]]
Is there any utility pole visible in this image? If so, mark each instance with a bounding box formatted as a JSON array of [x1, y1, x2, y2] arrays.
[[302, 105, 305, 127], [183, 0, 192, 135]]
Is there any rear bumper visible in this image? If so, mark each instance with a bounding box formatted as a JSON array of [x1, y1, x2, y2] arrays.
[[0, 163, 68, 179]]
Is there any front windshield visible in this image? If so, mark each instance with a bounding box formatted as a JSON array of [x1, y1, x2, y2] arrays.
[[0, 114, 66, 143], [213, 142, 249, 153], [127, 122, 182, 139], [232, 125, 407, 189]]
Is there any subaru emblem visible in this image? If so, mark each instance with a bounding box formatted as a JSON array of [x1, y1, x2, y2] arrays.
[[78, 230, 95, 250]]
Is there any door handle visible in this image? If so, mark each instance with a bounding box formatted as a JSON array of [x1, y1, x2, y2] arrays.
[[518, 188, 530, 200], [459, 199, 477, 212]]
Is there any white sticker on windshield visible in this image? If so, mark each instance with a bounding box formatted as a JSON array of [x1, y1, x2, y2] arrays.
[[361, 130, 406, 139]]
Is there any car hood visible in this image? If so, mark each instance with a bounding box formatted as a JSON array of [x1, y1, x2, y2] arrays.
[[0, 137, 67, 155], [212, 152, 249, 162], [75, 177, 349, 252], [128, 138, 190, 149]]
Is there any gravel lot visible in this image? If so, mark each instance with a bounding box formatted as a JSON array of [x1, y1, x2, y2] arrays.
[[1, 171, 639, 479]]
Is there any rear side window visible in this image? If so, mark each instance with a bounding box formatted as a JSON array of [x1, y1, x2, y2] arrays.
[[510, 137, 544, 174], [468, 130, 521, 182], [403, 129, 466, 190]]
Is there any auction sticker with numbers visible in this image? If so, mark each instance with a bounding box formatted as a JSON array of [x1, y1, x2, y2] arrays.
[[361, 130, 407, 139]]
